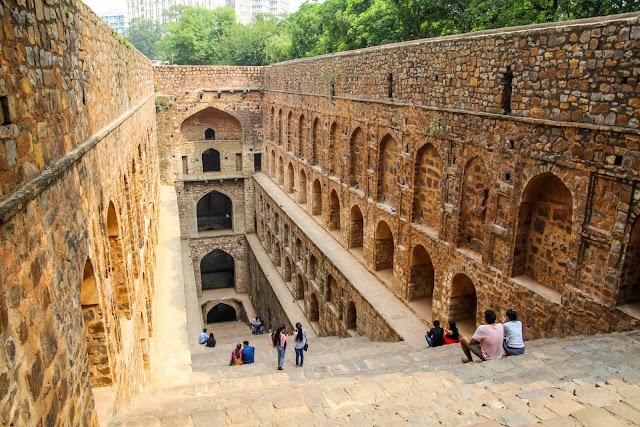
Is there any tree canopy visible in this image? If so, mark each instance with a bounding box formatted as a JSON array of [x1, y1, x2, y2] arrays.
[[125, 0, 639, 65]]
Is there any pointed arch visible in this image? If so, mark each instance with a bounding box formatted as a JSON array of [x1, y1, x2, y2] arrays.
[[310, 118, 320, 165], [377, 134, 399, 208], [278, 109, 283, 145], [202, 148, 221, 172], [298, 114, 305, 158], [349, 127, 366, 189], [278, 156, 284, 185], [329, 189, 341, 231], [349, 205, 364, 249], [81, 259, 112, 386], [180, 106, 241, 141], [296, 273, 304, 300], [286, 162, 295, 194], [312, 179, 322, 216], [375, 221, 394, 271], [458, 156, 490, 252], [450, 274, 477, 322], [309, 293, 319, 321], [513, 172, 573, 293], [200, 249, 235, 290], [204, 128, 215, 140], [287, 111, 294, 152], [412, 143, 442, 230], [328, 122, 338, 176], [409, 245, 435, 301], [196, 190, 232, 231], [298, 168, 308, 204], [346, 301, 357, 330], [107, 201, 131, 319]]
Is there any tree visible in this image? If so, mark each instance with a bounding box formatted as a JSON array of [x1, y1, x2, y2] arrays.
[[219, 16, 279, 65], [126, 18, 163, 59], [157, 6, 236, 64]]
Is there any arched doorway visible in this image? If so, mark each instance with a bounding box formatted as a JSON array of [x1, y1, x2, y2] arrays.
[[329, 190, 341, 230], [408, 245, 435, 301], [278, 109, 283, 144], [278, 157, 284, 185], [204, 128, 215, 140], [329, 122, 338, 176], [312, 179, 322, 216], [412, 143, 442, 230], [298, 169, 307, 204], [377, 135, 399, 207], [618, 218, 640, 305], [286, 162, 295, 194], [374, 221, 394, 271], [309, 293, 319, 321], [346, 301, 357, 330], [310, 118, 319, 165], [309, 255, 317, 281], [513, 173, 572, 293], [450, 274, 477, 322], [207, 303, 237, 323], [298, 114, 305, 158], [349, 205, 364, 249], [458, 157, 490, 252], [326, 274, 336, 304], [200, 249, 235, 290], [81, 260, 112, 387], [107, 202, 131, 319], [196, 190, 232, 231], [202, 148, 221, 172], [349, 128, 365, 189], [296, 273, 304, 300], [274, 241, 282, 266], [287, 111, 294, 152], [284, 257, 292, 282]]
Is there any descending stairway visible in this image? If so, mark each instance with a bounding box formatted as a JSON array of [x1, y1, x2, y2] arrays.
[[108, 322, 640, 426]]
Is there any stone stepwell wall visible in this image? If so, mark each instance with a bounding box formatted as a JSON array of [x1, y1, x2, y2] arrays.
[[0, 0, 154, 199], [263, 13, 640, 130], [0, 0, 158, 425], [154, 66, 263, 94]]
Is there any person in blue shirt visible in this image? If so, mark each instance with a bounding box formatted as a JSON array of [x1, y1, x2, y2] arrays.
[[199, 328, 208, 345], [242, 340, 255, 364]]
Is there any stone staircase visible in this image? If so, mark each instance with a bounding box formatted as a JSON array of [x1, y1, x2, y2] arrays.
[[107, 322, 640, 426]]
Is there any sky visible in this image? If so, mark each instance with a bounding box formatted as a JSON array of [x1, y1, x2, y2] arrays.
[[82, 0, 306, 15]]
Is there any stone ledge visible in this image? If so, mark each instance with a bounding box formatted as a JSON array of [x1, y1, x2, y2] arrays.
[[511, 275, 562, 305], [0, 93, 155, 223]]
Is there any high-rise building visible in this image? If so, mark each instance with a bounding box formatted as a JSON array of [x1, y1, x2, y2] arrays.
[[226, 0, 253, 24], [251, 0, 289, 17], [128, 0, 227, 24], [98, 11, 128, 34]]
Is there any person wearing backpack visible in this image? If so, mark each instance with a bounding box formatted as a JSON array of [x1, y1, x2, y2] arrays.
[[293, 322, 308, 367], [272, 325, 287, 370]]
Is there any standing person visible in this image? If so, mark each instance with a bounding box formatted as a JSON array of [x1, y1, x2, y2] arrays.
[[251, 317, 259, 335], [229, 343, 243, 366], [443, 321, 461, 345], [272, 325, 287, 370], [205, 332, 216, 348], [293, 322, 307, 367], [425, 320, 445, 347], [503, 309, 525, 356], [242, 340, 255, 364], [460, 310, 504, 363], [258, 317, 265, 335], [199, 328, 208, 345]]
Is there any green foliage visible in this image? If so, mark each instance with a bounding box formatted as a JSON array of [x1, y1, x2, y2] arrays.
[[157, 6, 236, 64], [153, 0, 639, 65], [126, 18, 164, 59]]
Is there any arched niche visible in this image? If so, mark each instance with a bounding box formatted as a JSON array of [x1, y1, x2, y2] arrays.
[[312, 179, 322, 216], [202, 148, 221, 172], [329, 190, 341, 231], [106, 201, 131, 319], [349, 128, 366, 189], [377, 135, 399, 208], [206, 303, 237, 323], [374, 221, 394, 271], [512, 172, 573, 293], [450, 274, 477, 322], [298, 169, 308, 204], [408, 245, 435, 302], [412, 143, 442, 231], [349, 205, 364, 249], [309, 293, 319, 321], [180, 107, 241, 141], [200, 249, 235, 290], [196, 190, 233, 232], [458, 157, 490, 252]]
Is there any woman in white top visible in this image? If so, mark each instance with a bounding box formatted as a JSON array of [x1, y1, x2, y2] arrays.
[[293, 322, 307, 367], [503, 309, 525, 356]]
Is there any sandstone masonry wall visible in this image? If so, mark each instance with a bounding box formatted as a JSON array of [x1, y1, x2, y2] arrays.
[[154, 66, 263, 94], [260, 14, 640, 338], [0, 1, 158, 425]]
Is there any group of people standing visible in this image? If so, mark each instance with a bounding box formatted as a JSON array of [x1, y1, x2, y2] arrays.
[[271, 322, 307, 370], [426, 309, 525, 363], [250, 317, 265, 335]]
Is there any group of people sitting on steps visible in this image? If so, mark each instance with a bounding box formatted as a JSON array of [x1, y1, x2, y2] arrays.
[[425, 309, 525, 363], [228, 341, 255, 365]]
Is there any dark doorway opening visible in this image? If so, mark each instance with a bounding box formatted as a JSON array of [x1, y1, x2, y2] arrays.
[[202, 148, 221, 172], [207, 303, 237, 323], [197, 191, 232, 231], [201, 249, 235, 290], [205, 128, 215, 140]]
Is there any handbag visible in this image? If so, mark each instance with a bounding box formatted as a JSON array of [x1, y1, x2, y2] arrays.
[[303, 343, 308, 351]]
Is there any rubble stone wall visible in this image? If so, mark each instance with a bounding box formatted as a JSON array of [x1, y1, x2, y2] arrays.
[[0, 1, 158, 425]]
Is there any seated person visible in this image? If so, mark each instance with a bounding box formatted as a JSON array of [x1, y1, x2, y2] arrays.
[[229, 344, 243, 366], [503, 309, 525, 356], [425, 320, 445, 347], [199, 328, 208, 345], [205, 332, 216, 348], [460, 310, 503, 363], [242, 340, 255, 364], [443, 321, 461, 345]]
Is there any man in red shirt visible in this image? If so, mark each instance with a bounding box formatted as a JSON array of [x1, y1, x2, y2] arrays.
[[460, 310, 504, 363]]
